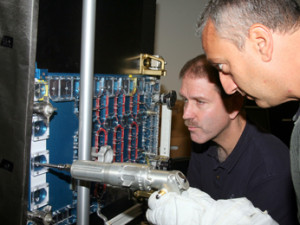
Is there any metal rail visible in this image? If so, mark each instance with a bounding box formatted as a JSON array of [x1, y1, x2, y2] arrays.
[[77, 0, 96, 224]]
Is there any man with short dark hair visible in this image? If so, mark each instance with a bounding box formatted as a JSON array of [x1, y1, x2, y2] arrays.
[[146, 55, 298, 224]]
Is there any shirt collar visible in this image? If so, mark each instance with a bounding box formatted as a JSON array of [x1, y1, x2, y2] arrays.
[[293, 103, 300, 122], [207, 122, 250, 173]]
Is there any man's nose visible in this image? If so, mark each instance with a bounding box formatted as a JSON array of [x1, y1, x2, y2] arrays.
[[219, 72, 238, 95], [182, 101, 193, 120]]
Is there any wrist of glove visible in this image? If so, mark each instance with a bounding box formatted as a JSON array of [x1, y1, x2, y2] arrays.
[[146, 187, 278, 225]]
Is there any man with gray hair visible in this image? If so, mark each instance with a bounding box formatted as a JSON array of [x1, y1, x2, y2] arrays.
[[198, 0, 300, 223]]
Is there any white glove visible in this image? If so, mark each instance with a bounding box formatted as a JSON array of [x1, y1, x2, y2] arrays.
[[146, 187, 278, 225]]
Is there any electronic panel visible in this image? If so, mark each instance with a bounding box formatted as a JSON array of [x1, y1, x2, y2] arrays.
[[28, 64, 162, 224]]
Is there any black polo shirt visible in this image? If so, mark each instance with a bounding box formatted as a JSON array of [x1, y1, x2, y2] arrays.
[[187, 122, 299, 225]]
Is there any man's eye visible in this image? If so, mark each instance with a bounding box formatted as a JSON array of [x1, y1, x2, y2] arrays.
[[217, 64, 223, 70], [217, 64, 230, 74], [197, 100, 204, 104]]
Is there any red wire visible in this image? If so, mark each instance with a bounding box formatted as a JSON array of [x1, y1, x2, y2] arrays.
[[128, 127, 132, 162], [95, 128, 108, 156], [96, 96, 101, 125], [113, 124, 124, 162], [131, 122, 139, 160], [136, 94, 140, 116], [130, 95, 133, 112]]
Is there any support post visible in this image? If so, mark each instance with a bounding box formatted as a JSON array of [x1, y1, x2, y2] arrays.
[[77, 0, 96, 224]]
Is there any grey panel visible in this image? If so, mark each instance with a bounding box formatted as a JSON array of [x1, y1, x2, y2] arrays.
[[0, 0, 38, 224]]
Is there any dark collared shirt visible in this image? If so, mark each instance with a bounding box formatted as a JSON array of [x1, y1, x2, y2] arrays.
[[187, 122, 299, 225]]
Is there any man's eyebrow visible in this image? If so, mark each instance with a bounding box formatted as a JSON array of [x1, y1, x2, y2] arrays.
[[181, 94, 208, 101], [179, 93, 186, 99], [206, 61, 222, 70], [207, 57, 223, 64], [207, 60, 218, 67]]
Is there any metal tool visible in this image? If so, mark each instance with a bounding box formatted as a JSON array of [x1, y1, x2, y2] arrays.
[[35, 160, 189, 195]]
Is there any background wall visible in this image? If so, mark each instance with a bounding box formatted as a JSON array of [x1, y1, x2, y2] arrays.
[[154, 0, 208, 96]]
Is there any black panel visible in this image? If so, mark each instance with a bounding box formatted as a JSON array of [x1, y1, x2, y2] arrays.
[[37, 0, 156, 73]]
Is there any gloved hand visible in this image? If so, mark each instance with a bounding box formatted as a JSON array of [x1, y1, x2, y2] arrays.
[[146, 187, 212, 225], [146, 187, 278, 225]]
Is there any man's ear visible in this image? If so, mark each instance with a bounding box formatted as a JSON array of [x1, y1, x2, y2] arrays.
[[248, 24, 273, 62]]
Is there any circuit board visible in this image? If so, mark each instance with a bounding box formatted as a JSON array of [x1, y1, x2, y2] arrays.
[[29, 66, 161, 224]]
